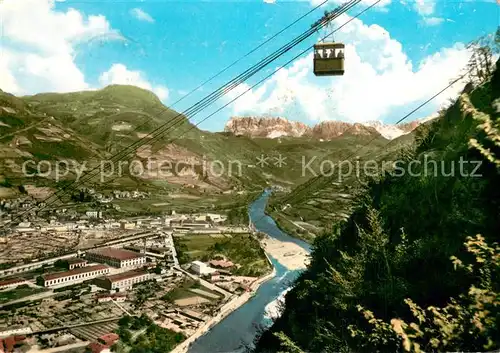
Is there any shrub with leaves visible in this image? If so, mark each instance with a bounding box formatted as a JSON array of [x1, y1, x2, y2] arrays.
[[350, 98, 500, 352], [350, 234, 499, 352]]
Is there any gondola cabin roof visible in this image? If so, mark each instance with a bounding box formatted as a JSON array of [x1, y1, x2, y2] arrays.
[[314, 42, 345, 49]]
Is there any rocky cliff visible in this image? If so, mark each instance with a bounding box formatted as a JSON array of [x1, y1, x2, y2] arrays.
[[224, 116, 310, 138], [224, 115, 434, 140]]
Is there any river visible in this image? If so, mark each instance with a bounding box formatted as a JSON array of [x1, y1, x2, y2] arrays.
[[187, 190, 311, 353]]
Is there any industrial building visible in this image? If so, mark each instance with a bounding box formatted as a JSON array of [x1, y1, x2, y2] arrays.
[[94, 270, 152, 291], [42, 265, 110, 287], [85, 247, 146, 268], [0, 278, 28, 291]]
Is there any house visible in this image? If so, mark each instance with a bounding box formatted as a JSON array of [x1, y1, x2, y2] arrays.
[[87, 342, 111, 353], [169, 219, 183, 228], [210, 274, 229, 282], [87, 333, 119, 353], [103, 222, 120, 229], [120, 221, 135, 230], [95, 293, 127, 303], [15, 227, 36, 233], [0, 335, 26, 353], [190, 261, 215, 275], [86, 211, 102, 219], [67, 258, 88, 270], [182, 220, 211, 229], [98, 333, 119, 346]]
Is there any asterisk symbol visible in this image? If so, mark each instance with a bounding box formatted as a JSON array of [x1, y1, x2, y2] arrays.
[[273, 154, 287, 167], [256, 154, 269, 167]]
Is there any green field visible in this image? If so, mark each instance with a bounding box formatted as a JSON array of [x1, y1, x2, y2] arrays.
[[162, 278, 221, 303], [0, 285, 46, 304], [174, 233, 271, 277], [115, 315, 185, 353]]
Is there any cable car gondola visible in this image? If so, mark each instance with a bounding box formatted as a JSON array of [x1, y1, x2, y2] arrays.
[[313, 42, 345, 76]]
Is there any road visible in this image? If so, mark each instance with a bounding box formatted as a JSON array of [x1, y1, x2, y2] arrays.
[[170, 266, 277, 353], [26, 341, 90, 353], [29, 317, 121, 335]]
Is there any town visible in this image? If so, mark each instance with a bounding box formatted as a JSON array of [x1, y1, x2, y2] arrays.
[[0, 192, 272, 353]]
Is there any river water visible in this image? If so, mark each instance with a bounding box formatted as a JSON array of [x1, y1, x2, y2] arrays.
[[188, 190, 311, 353]]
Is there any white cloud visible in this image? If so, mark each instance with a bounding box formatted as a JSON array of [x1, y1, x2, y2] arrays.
[[227, 14, 472, 123], [99, 64, 169, 101], [0, 51, 20, 94], [0, 0, 166, 100], [264, 0, 276, 3], [422, 16, 444, 26], [414, 0, 436, 16], [411, 0, 446, 26], [0, 0, 121, 95], [130, 8, 155, 23]]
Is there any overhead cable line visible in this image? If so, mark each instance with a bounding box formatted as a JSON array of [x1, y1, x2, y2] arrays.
[[2, 0, 361, 228], [112, 0, 331, 137], [274, 71, 469, 209]]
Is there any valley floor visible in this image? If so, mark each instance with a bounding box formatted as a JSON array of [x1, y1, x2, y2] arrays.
[[259, 235, 309, 271]]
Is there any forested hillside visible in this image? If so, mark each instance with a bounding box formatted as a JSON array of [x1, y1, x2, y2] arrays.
[[255, 56, 500, 352]]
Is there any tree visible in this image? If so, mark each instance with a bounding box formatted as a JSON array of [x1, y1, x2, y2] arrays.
[[464, 28, 500, 85], [161, 292, 175, 303], [350, 235, 500, 352], [118, 315, 133, 327], [53, 259, 68, 269], [468, 93, 500, 169], [351, 83, 500, 352], [119, 328, 132, 344], [274, 332, 305, 353]]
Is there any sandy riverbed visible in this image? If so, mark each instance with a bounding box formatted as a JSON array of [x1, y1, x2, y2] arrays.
[[260, 236, 310, 271]]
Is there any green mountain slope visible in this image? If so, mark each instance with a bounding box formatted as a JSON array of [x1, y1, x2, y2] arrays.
[[264, 126, 419, 241], [255, 59, 500, 352]]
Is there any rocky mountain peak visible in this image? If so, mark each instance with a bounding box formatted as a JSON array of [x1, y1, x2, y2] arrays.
[[224, 115, 434, 140]]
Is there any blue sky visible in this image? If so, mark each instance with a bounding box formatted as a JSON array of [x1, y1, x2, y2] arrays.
[[1, 0, 499, 131]]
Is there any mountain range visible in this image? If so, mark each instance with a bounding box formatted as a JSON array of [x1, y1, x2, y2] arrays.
[[224, 115, 437, 140]]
